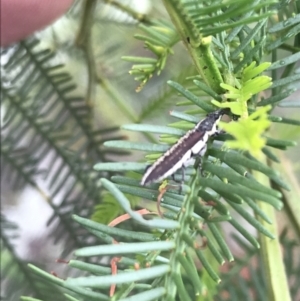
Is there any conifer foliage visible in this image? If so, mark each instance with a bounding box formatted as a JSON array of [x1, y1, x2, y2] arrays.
[[1, 1, 300, 301]]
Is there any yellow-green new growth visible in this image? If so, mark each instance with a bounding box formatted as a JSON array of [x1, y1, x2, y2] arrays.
[[221, 106, 272, 158], [212, 62, 272, 118], [211, 62, 273, 157]]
